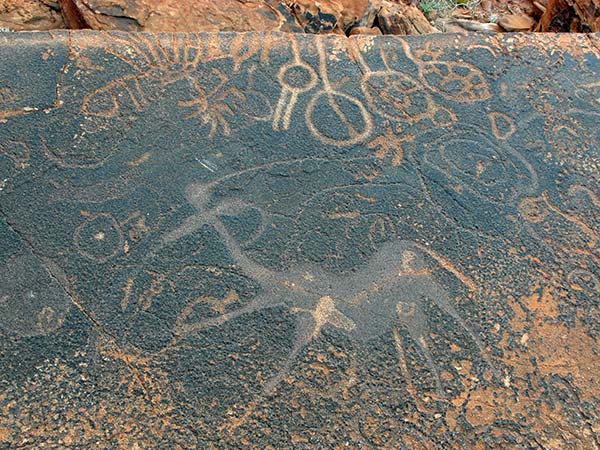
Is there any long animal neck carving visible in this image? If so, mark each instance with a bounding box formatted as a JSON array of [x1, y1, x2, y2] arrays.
[[209, 199, 274, 285], [154, 182, 500, 395]]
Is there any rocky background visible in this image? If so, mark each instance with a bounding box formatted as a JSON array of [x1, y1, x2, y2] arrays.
[[0, 0, 599, 34]]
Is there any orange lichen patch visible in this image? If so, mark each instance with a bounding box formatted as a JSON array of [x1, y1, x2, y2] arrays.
[[462, 381, 528, 428], [291, 432, 309, 444], [553, 33, 597, 57], [0, 344, 193, 449], [446, 284, 600, 446], [522, 287, 560, 318], [526, 321, 599, 398], [0, 425, 9, 441]]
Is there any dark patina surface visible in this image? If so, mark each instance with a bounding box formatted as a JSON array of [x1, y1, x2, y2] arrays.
[[0, 31, 599, 448]]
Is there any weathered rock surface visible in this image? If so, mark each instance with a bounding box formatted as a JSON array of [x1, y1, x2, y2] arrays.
[[70, 0, 301, 32], [498, 14, 536, 31], [538, 0, 600, 31], [67, 0, 435, 35], [0, 31, 599, 448], [0, 0, 64, 30], [377, 0, 438, 34], [0, 0, 436, 34], [289, 0, 372, 33], [2, 0, 599, 33]]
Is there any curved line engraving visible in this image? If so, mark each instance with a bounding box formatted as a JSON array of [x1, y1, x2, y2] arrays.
[[272, 37, 318, 131], [150, 180, 499, 396], [305, 40, 372, 146]]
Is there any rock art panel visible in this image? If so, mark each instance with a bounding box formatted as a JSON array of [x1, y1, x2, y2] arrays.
[[0, 31, 599, 448]]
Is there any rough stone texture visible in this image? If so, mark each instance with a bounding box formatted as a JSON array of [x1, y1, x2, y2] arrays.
[[498, 14, 536, 31], [0, 31, 599, 448], [0, 0, 65, 30], [377, 1, 438, 34], [289, 0, 372, 33], [57, 0, 89, 29], [0, 0, 435, 34], [71, 0, 304, 32], [539, 0, 600, 31], [69, 0, 434, 35]]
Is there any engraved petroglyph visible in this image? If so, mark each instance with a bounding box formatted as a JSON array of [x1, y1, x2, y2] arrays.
[[74, 212, 124, 263], [422, 130, 538, 202], [151, 180, 499, 396], [272, 36, 318, 131], [0, 141, 30, 169], [567, 269, 600, 298], [305, 39, 372, 146], [544, 112, 596, 154], [0, 254, 71, 337], [0, 86, 16, 104], [567, 184, 600, 209], [81, 33, 205, 118], [79, 33, 272, 139], [406, 40, 493, 103], [489, 111, 517, 140], [579, 81, 600, 103], [367, 127, 412, 166], [521, 192, 599, 250], [177, 66, 245, 138], [2, 31, 600, 448], [519, 196, 549, 223], [0, 87, 37, 121], [355, 45, 456, 128]]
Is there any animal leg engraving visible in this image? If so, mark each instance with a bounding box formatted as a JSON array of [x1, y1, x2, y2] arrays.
[[396, 301, 444, 396], [175, 292, 284, 337]]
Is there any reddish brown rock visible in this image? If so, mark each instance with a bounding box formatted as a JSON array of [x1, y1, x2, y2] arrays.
[[0, 0, 65, 30], [289, 0, 381, 33], [70, 0, 302, 32], [538, 0, 600, 31], [498, 14, 536, 31], [61, 0, 439, 35], [348, 24, 381, 34], [377, 0, 438, 35], [437, 18, 502, 33], [287, 0, 346, 33], [58, 0, 88, 28]]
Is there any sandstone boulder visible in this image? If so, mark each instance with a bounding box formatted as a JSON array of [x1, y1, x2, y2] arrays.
[[377, 1, 439, 35], [0, 0, 64, 30], [70, 0, 302, 32]]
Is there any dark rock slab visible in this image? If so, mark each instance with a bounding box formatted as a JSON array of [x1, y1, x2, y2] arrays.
[[0, 31, 599, 448]]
